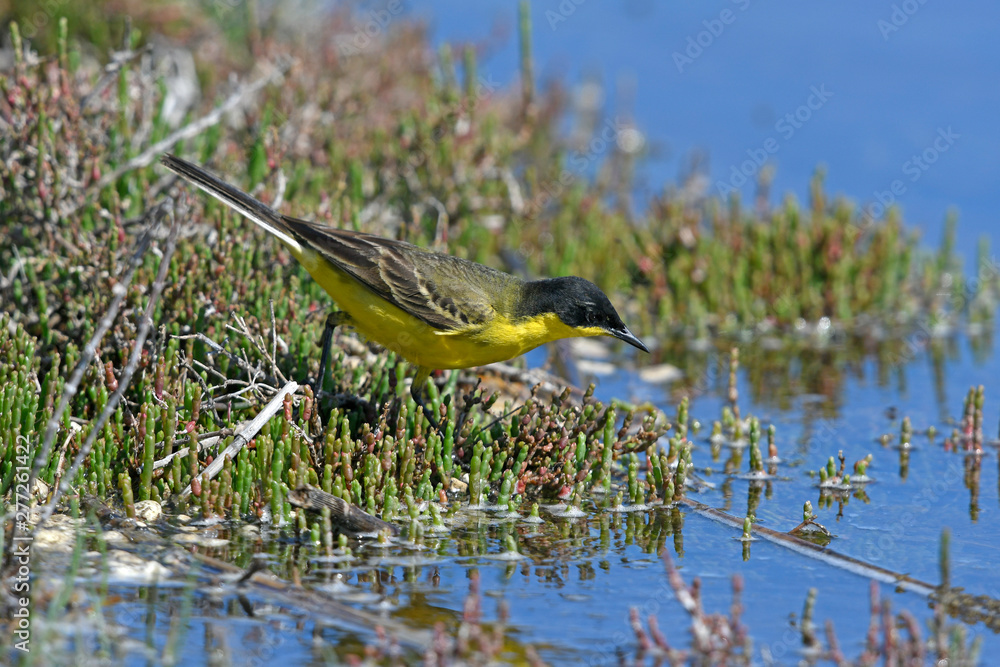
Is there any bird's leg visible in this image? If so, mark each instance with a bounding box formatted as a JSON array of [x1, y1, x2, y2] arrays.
[[410, 366, 441, 429], [314, 311, 351, 394]]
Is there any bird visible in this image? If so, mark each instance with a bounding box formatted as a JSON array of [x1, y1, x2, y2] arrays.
[[160, 154, 648, 416]]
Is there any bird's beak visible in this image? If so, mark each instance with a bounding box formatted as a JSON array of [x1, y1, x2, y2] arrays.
[[608, 325, 649, 353]]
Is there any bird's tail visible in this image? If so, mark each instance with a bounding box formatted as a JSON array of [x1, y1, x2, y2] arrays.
[[160, 154, 300, 249]]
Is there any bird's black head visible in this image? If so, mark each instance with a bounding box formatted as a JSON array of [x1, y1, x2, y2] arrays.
[[519, 276, 649, 352]]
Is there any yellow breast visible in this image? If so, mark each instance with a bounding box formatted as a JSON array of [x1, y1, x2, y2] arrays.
[[293, 246, 604, 370]]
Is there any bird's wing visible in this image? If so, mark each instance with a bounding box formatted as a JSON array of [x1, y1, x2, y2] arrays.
[[282, 217, 499, 331]]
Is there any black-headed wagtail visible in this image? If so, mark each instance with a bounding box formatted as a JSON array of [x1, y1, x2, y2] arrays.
[[161, 154, 648, 412]]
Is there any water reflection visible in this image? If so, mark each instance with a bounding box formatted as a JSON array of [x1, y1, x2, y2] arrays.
[[657, 331, 994, 424]]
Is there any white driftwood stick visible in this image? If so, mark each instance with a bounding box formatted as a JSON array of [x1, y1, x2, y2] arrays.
[[176, 380, 298, 500]]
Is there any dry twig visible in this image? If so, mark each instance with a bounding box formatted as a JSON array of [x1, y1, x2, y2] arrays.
[[175, 380, 299, 500], [34, 202, 181, 528]]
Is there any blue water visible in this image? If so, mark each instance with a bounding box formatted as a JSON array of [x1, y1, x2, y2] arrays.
[[510, 339, 1000, 663], [53, 4, 1000, 664], [409, 0, 1000, 265], [398, 3, 1000, 661]]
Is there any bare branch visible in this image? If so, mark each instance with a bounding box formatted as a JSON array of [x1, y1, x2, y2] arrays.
[[175, 380, 299, 500], [27, 200, 164, 505], [34, 202, 181, 528], [64, 56, 292, 219]]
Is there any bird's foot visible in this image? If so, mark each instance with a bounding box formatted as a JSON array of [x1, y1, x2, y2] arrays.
[[409, 387, 442, 431], [313, 311, 351, 396]]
